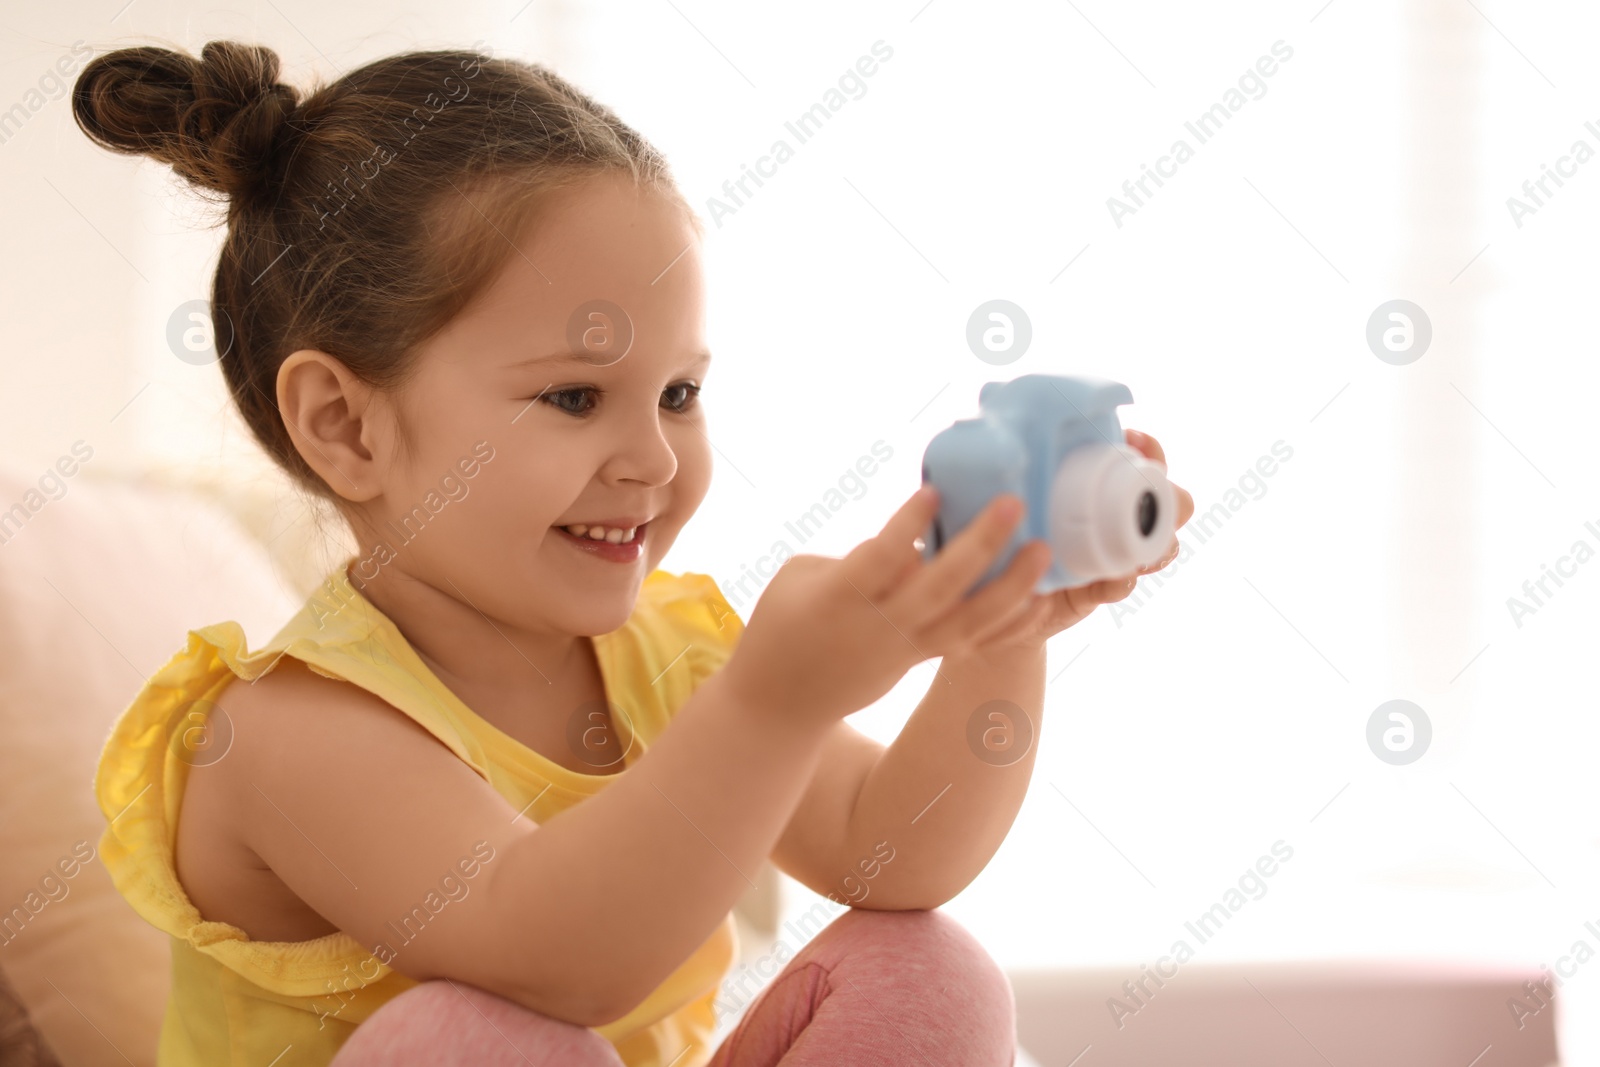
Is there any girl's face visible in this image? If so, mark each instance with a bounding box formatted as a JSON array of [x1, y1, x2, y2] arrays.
[[354, 172, 712, 638]]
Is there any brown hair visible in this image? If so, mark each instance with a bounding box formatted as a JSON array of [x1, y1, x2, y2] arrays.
[[71, 39, 690, 499]]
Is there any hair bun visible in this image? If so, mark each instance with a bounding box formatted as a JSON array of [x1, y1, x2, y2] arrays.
[[72, 40, 299, 202]]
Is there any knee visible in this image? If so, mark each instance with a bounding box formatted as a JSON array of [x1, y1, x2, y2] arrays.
[[842, 907, 1013, 1007], [331, 980, 619, 1067]]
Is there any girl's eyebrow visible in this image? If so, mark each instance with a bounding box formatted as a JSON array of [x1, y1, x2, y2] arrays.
[[504, 350, 713, 370], [504, 351, 584, 369]]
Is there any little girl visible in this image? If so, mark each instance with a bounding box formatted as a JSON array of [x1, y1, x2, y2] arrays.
[[75, 39, 1191, 1067]]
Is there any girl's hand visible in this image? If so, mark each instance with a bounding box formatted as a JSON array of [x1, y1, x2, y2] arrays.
[[721, 485, 1049, 731], [963, 429, 1195, 655]]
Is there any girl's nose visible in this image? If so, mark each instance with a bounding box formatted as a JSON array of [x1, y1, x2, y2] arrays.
[[606, 412, 679, 487]]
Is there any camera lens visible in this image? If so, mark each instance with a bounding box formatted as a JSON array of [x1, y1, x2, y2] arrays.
[[1137, 491, 1157, 537], [1049, 444, 1176, 582]]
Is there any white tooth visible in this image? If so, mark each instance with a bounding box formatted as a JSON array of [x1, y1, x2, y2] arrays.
[[567, 524, 588, 536], [622, 526, 637, 542], [605, 527, 625, 544], [586, 526, 608, 540]]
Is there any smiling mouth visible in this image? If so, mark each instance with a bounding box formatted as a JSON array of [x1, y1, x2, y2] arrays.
[[556, 521, 644, 545], [551, 520, 649, 561]]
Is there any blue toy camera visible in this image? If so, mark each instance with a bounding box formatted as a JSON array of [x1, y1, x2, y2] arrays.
[[919, 374, 1176, 595]]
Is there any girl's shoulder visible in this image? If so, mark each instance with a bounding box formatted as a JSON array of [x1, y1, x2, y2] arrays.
[[636, 568, 745, 657], [173, 655, 404, 943], [91, 616, 449, 997]]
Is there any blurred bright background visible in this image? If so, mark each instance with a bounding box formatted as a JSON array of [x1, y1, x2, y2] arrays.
[[4, 0, 1598, 1059]]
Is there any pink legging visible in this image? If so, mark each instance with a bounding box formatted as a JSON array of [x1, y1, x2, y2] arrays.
[[330, 907, 1017, 1066]]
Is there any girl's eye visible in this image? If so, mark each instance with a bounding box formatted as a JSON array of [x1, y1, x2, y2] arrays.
[[542, 387, 597, 416], [534, 383, 702, 418], [662, 383, 702, 414]]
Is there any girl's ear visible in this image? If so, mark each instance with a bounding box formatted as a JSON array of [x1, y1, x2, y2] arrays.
[[276, 349, 392, 504]]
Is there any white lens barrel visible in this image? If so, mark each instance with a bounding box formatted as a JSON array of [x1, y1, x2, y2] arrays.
[[1048, 443, 1176, 581]]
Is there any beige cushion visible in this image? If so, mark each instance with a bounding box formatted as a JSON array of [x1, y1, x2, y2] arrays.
[[0, 459, 303, 1066]]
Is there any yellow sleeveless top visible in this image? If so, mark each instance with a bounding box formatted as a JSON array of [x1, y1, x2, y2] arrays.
[[94, 556, 747, 1067]]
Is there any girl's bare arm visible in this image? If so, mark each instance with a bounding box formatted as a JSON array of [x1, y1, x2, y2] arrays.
[[221, 653, 827, 1028], [771, 642, 1047, 910]]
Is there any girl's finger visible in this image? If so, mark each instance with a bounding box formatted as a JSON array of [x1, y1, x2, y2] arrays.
[[1173, 483, 1195, 530], [1125, 428, 1167, 470], [892, 492, 1028, 626], [1087, 576, 1138, 605], [846, 484, 941, 598], [923, 537, 1049, 650]]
